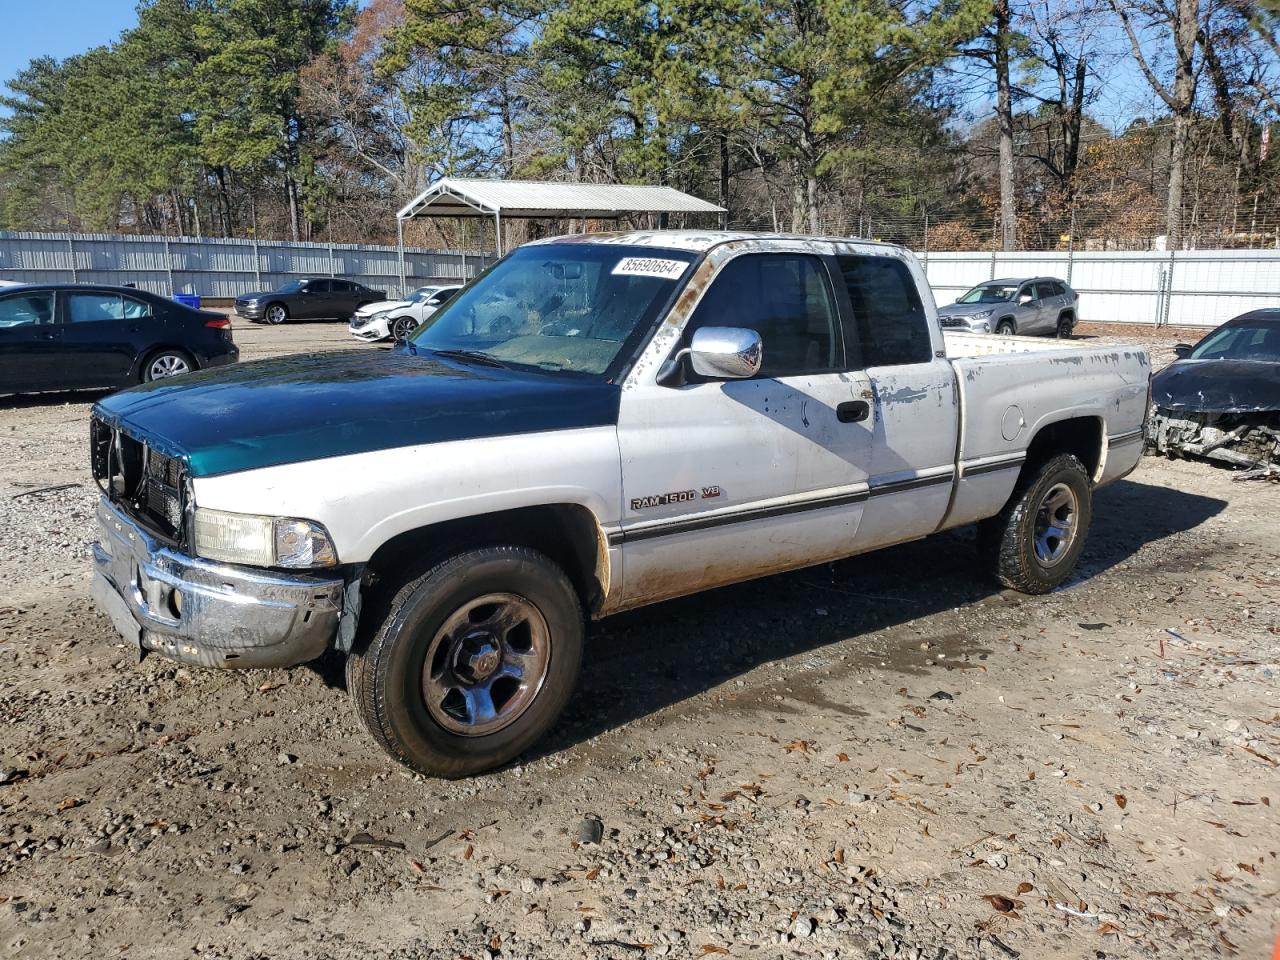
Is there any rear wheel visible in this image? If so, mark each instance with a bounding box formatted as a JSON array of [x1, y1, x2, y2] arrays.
[[391, 315, 418, 341], [346, 545, 583, 778], [995, 319, 1016, 336], [978, 453, 1092, 594], [141, 349, 195, 383], [1055, 313, 1074, 338], [265, 303, 288, 325]]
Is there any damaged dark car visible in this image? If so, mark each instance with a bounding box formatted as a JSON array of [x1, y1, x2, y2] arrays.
[[1146, 309, 1280, 478]]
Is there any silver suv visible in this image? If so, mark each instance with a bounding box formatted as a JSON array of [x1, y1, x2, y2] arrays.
[[937, 277, 1079, 337]]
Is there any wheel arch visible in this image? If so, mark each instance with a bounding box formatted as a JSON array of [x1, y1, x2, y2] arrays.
[[133, 343, 199, 382], [1019, 415, 1104, 485], [364, 503, 611, 616]]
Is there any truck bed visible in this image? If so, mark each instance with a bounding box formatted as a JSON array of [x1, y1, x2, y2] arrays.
[[938, 330, 1151, 530]]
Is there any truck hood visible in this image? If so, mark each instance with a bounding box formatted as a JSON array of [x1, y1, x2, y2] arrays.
[[93, 351, 621, 477], [1151, 359, 1280, 414], [937, 302, 1007, 318]]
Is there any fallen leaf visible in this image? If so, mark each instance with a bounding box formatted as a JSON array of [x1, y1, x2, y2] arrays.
[[462, 844, 474, 860], [1237, 862, 1258, 876], [784, 740, 813, 754], [57, 797, 83, 812], [981, 894, 1023, 914], [834, 847, 845, 864], [1099, 922, 1122, 936], [585, 867, 600, 880], [835, 752, 850, 762], [1115, 794, 1127, 809], [700, 946, 730, 955], [410, 860, 425, 873], [1016, 882, 1034, 895], [257, 680, 286, 692]]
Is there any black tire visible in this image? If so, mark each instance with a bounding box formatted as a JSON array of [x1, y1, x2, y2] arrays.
[[264, 302, 289, 325], [995, 319, 1016, 336], [346, 545, 584, 778], [391, 315, 418, 341], [140, 348, 197, 383], [1055, 313, 1074, 338], [978, 452, 1092, 594]]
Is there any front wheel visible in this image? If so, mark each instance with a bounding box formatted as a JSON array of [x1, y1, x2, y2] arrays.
[[391, 315, 418, 341], [265, 303, 289, 325], [995, 319, 1016, 336], [346, 546, 584, 778], [978, 453, 1092, 594]]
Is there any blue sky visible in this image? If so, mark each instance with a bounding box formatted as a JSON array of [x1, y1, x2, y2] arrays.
[[1, 0, 140, 76]]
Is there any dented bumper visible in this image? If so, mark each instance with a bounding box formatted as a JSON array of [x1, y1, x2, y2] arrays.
[[91, 498, 344, 668]]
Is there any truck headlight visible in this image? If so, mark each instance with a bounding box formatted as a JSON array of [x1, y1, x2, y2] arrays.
[[193, 508, 338, 568], [972, 309, 994, 320]]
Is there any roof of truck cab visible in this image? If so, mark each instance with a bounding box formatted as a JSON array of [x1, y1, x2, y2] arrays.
[[525, 230, 906, 254]]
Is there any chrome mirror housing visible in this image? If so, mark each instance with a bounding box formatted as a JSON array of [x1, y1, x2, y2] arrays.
[[688, 326, 763, 379]]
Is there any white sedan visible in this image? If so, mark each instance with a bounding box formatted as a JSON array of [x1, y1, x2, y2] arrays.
[[348, 285, 462, 343]]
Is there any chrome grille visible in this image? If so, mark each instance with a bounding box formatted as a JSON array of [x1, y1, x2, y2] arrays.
[[939, 317, 967, 329]]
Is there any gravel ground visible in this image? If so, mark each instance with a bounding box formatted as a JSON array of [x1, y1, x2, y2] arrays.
[[1, 319, 1278, 959]]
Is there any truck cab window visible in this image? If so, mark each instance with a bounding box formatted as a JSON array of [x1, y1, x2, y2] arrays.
[[687, 253, 841, 377], [836, 256, 931, 366]]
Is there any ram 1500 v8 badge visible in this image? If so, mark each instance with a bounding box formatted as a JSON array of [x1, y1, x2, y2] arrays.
[[89, 231, 1151, 777]]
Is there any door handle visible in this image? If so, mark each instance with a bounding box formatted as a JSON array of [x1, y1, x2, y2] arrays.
[[37, 330, 61, 340], [837, 400, 870, 423]]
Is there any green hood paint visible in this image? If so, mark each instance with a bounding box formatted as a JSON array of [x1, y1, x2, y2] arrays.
[[93, 351, 621, 477]]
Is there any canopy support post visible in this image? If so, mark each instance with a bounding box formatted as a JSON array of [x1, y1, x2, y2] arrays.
[[397, 217, 407, 296], [494, 210, 503, 257]]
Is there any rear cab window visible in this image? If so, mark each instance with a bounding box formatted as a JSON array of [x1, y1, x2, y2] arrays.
[[835, 255, 932, 366]]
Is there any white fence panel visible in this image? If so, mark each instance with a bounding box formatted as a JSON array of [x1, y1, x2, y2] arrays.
[[0, 231, 494, 299], [924, 248, 1280, 328]]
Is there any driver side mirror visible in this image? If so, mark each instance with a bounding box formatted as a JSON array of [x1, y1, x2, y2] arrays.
[[688, 326, 763, 379], [1173, 343, 1193, 358]]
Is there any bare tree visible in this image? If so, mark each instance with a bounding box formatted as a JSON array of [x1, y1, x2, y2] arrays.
[[1108, 0, 1203, 249]]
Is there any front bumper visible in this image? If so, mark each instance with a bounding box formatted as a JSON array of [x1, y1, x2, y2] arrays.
[[348, 318, 390, 342], [234, 302, 265, 319], [938, 315, 992, 333], [91, 498, 344, 669]]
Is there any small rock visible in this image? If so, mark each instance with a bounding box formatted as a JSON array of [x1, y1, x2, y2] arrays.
[[985, 853, 1009, 870], [577, 817, 604, 845], [928, 691, 954, 701], [791, 916, 815, 938], [278, 752, 297, 766]]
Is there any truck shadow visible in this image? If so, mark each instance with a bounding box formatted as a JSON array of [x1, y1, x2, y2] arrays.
[[530, 475, 1226, 762], [0, 388, 112, 409]]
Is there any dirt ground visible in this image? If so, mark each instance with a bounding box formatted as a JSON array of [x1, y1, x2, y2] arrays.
[[1, 319, 1278, 960]]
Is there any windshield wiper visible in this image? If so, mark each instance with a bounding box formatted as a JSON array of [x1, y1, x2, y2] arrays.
[[429, 348, 509, 369]]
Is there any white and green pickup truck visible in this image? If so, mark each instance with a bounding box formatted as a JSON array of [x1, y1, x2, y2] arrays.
[[90, 231, 1150, 777]]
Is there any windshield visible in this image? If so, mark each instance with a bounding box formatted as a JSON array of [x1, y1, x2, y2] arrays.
[[407, 244, 695, 376], [958, 283, 1019, 304], [279, 280, 305, 293], [405, 287, 436, 303], [1190, 322, 1280, 361]]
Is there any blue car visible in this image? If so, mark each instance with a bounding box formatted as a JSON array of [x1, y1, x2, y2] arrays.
[[0, 284, 238, 395]]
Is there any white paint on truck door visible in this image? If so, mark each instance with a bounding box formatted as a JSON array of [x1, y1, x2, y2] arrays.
[[830, 253, 960, 550], [615, 251, 874, 608]]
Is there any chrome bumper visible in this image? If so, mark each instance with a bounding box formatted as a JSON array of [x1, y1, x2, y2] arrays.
[[91, 498, 344, 669]]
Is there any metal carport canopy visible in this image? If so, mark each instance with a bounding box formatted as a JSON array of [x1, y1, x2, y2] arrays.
[[396, 177, 726, 222]]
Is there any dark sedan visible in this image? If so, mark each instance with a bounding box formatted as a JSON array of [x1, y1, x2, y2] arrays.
[[1146, 309, 1280, 476], [234, 278, 386, 324], [0, 284, 238, 395]]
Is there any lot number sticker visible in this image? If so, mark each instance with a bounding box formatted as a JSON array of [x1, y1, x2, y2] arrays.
[[612, 257, 687, 279]]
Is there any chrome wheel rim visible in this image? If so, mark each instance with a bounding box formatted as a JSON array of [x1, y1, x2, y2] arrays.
[[393, 317, 416, 340], [266, 306, 286, 324], [1034, 482, 1078, 567], [422, 593, 551, 737], [148, 354, 190, 379]]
